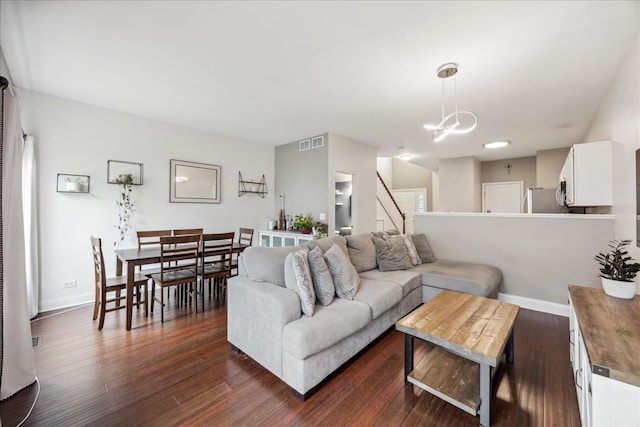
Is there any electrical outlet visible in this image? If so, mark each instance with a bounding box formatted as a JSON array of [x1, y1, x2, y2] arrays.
[[319, 212, 326, 221], [62, 280, 77, 289]]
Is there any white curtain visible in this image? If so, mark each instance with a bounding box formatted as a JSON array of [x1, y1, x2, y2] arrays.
[[1, 85, 36, 400], [22, 135, 38, 319]]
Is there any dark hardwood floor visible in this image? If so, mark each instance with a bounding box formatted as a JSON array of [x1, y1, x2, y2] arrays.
[[1, 295, 581, 426]]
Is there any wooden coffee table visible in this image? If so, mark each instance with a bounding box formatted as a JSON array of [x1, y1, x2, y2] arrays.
[[396, 290, 519, 427]]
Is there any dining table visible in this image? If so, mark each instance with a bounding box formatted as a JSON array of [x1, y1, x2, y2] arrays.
[[115, 241, 250, 330]]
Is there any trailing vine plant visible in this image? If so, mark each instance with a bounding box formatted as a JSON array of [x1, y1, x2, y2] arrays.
[[114, 173, 135, 247]]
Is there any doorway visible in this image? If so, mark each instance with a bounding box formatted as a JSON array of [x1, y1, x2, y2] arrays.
[[392, 188, 427, 234], [335, 172, 353, 235]]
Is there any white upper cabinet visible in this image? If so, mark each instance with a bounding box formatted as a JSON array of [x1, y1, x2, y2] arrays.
[[563, 141, 614, 207]]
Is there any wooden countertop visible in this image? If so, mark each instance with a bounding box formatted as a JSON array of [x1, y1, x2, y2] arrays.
[[569, 285, 640, 387]]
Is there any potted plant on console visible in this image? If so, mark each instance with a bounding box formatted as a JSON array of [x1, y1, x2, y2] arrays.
[[595, 239, 640, 299], [294, 213, 314, 234]]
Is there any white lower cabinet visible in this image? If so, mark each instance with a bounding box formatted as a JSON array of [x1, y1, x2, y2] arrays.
[[259, 230, 314, 247], [569, 287, 640, 426]]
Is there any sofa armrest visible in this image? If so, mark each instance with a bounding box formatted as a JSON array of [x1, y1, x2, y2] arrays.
[[227, 275, 301, 378]]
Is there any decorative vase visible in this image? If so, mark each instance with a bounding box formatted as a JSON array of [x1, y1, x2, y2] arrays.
[[602, 277, 637, 299], [301, 228, 312, 234]]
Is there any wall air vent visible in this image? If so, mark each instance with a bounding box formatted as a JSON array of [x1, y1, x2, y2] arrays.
[[299, 139, 311, 151], [311, 135, 324, 148]]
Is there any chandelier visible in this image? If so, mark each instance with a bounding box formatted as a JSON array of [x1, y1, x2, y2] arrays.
[[423, 63, 477, 142]]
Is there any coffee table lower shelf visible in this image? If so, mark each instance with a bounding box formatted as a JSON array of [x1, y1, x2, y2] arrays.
[[408, 346, 481, 415]]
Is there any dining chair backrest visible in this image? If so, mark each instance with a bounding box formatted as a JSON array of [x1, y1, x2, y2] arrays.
[[158, 234, 201, 285], [200, 232, 235, 274], [91, 236, 107, 290], [173, 228, 204, 236], [137, 229, 172, 248], [238, 228, 254, 246]]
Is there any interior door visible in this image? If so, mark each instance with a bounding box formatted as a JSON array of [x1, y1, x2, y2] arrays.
[[482, 181, 524, 213], [392, 188, 426, 234]]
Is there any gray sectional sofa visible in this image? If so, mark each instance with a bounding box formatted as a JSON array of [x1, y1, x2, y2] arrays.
[[227, 232, 501, 399]]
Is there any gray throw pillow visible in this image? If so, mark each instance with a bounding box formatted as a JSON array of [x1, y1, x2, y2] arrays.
[[372, 236, 413, 272], [284, 249, 315, 316], [307, 246, 335, 306], [346, 233, 377, 272], [401, 234, 422, 266], [411, 233, 435, 263], [323, 243, 359, 300]]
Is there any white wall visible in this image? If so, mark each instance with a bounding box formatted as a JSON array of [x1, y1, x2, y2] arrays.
[[20, 89, 274, 311], [583, 31, 640, 246], [536, 147, 570, 189], [438, 156, 481, 212], [328, 133, 377, 234]]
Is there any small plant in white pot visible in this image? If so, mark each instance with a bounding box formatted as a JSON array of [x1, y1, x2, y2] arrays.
[[594, 239, 640, 299]]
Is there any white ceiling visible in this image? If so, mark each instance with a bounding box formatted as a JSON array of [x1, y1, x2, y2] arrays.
[[1, 1, 638, 169]]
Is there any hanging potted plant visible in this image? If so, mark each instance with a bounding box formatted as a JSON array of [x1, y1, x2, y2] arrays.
[[114, 173, 135, 247], [594, 239, 640, 299]]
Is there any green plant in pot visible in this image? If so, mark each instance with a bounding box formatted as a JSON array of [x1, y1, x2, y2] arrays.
[[594, 239, 640, 299], [113, 173, 135, 247], [294, 213, 314, 234]]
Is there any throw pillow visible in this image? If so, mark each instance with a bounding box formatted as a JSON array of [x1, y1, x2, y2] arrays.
[[307, 246, 335, 306], [372, 236, 413, 272], [346, 233, 377, 272], [401, 234, 422, 266], [411, 233, 435, 263], [284, 249, 316, 316], [324, 243, 359, 300]]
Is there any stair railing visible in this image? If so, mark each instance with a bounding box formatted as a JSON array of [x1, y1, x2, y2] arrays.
[[376, 171, 406, 233]]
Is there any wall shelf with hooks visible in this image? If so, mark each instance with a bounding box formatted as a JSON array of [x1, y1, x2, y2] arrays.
[[238, 172, 267, 198]]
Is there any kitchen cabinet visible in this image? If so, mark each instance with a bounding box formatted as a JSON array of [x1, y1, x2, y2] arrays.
[[259, 230, 314, 247], [568, 285, 640, 426], [562, 141, 614, 207]]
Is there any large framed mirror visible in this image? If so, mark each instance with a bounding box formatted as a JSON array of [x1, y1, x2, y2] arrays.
[[170, 159, 221, 204]]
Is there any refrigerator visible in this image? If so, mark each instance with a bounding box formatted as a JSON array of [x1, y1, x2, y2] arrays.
[[526, 188, 563, 213]]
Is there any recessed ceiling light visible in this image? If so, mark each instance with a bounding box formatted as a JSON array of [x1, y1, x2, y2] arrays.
[[484, 141, 510, 149], [398, 154, 414, 161]]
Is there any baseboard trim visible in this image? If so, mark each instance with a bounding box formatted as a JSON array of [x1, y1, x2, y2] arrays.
[[39, 293, 94, 313], [498, 293, 569, 317]]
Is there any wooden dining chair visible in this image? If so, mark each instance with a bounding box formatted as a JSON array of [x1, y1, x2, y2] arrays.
[[173, 228, 204, 236], [197, 232, 235, 308], [150, 234, 201, 322], [171, 228, 203, 304], [231, 228, 254, 276], [135, 229, 172, 310], [91, 236, 149, 330]]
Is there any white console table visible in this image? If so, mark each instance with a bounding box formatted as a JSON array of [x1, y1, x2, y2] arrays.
[[568, 285, 640, 426], [258, 230, 314, 247]]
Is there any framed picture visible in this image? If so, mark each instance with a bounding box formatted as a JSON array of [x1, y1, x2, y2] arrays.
[[170, 159, 221, 204], [107, 160, 143, 185], [57, 173, 90, 193]]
